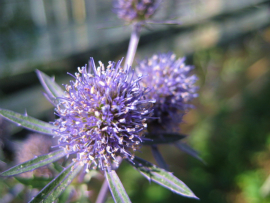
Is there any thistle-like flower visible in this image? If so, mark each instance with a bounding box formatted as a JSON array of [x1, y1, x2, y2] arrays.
[[0, 57, 198, 202], [53, 58, 154, 171], [136, 53, 198, 132], [114, 0, 159, 22]]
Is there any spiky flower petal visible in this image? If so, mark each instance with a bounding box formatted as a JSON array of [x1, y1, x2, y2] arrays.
[[53, 58, 154, 171], [114, 0, 159, 22], [136, 53, 198, 132]]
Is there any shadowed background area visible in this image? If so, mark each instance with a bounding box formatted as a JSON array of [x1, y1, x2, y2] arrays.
[[0, 0, 270, 202]]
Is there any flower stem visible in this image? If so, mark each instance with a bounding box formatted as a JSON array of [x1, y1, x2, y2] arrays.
[[96, 179, 109, 203], [124, 23, 141, 70]]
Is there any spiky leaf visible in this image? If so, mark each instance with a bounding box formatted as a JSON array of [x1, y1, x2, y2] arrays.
[[15, 176, 53, 189], [127, 157, 198, 199], [0, 149, 66, 177], [30, 162, 83, 203], [143, 133, 186, 145], [36, 70, 64, 101], [151, 145, 168, 170], [175, 142, 204, 163], [105, 170, 131, 203], [0, 109, 56, 136]]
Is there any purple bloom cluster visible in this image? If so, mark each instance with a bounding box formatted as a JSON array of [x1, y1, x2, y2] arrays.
[[114, 0, 159, 22], [136, 53, 198, 131], [53, 58, 154, 171]]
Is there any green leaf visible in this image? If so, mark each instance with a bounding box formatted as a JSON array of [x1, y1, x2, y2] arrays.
[[127, 157, 198, 199], [105, 170, 131, 203], [52, 162, 64, 173], [30, 162, 83, 203], [0, 149, 66, 177], [15, 176, 53, 190], [0, 109, 56, 136], [143, 133, 186, 145], [146, 20, 181, 25], [151, 145, 168, 170], [58, 186, 73, 203], [175, 142, 205, 163], [36, 70, 64, 104]]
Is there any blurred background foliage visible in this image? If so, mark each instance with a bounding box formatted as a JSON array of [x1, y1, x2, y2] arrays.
[[0, 0, 270, 202]]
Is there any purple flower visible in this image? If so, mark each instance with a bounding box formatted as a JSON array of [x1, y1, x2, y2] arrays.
[[136, 53, 198, 132], [53, 58, 154, 171], [114, 0, 159, 22]]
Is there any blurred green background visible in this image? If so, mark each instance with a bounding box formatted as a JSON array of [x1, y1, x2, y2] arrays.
[[0, 0, 270, 202]]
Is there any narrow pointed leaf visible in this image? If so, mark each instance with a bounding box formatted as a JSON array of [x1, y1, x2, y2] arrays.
[[0, 109, 56, 136], [143, 133, 186, 145], [58, 187, 73, 203], [151, 145, 168, 170], [36, 70, 64, 104], [127, 157, 198, 199], [59, 184, 90, 203], [43, 164, 83, 202], [30, 162, 83, 203], [105, 170, 131, 203], [15, 176, 53, 189], [0, 149, 66, 177], [146, 20, 181, 25], [175, 142, 205, 163], [42, 92, 57, 107], [52, 162, 65, 173]]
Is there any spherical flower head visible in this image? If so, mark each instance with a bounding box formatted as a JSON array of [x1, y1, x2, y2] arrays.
[[114, 0, 159, 22], [53, 58, 154, 171], [136, 53, 198, 132]]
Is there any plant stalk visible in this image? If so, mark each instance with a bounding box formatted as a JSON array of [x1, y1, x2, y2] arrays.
[[124, 23, 141, 70]]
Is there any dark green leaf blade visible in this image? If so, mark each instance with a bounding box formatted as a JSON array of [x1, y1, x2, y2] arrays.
[[30, 162, 83, 203], [151, 145, 168, 170], [175, 142, 205, 163], [143, 133, 186, 145], [127, 157, 198, 199], [44, 163, 83, 202], [0, 109, 56, 136], [36, 70, 64, 100], [105, 170, 131, 203], [0, 149, 66, 177], [58, 187, 73, 203], [15, 176, 53, 190]]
